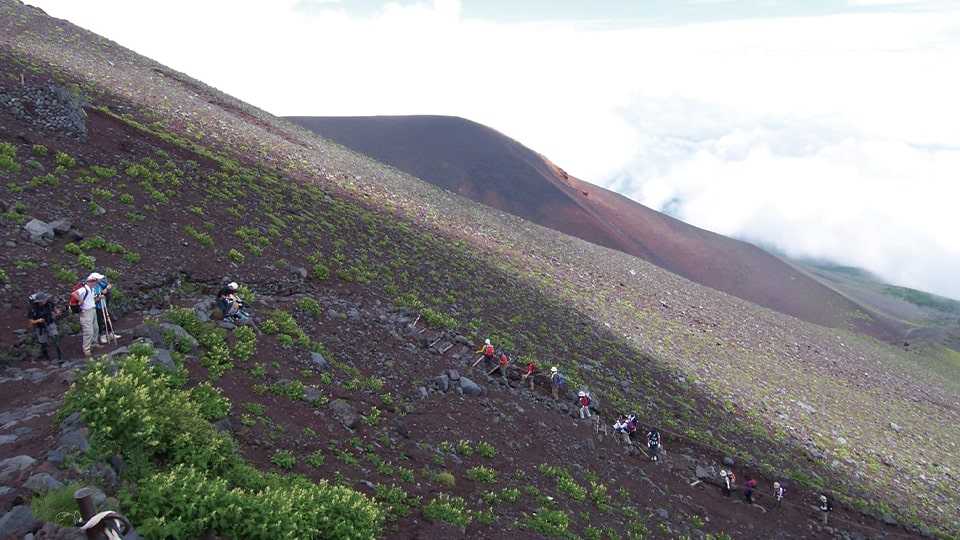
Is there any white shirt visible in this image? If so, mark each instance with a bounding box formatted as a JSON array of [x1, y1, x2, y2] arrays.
[[78, 284, 96, 311]]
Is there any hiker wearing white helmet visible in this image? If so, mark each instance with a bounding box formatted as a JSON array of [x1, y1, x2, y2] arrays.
[[472, 338, 496, 368], [818, 494, 832, 525], [720, 469, 732, 496], [773, 481, 784, 507], [577, 390, 592, 419], [550, 366, 564, 400]]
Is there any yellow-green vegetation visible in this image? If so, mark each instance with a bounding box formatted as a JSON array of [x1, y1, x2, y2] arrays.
[[422, 493, 472, 527], [62, 352, 383, 539]]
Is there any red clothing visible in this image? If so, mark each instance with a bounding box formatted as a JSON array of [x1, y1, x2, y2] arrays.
[[524, 363, 536, 376], [483, 344, 494, 357], [579, 396, 591, 407], [499, 354, 509, 367]]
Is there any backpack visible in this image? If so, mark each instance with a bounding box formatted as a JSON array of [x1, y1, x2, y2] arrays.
[[68, 283, 88, 314], [483, 344, 494, 357], [580, 395, 591, 407], [552, 373, 564, 386], [499, 353, 509, 367]]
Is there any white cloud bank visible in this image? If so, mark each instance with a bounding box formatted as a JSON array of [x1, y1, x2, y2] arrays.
[[27, 0, 960, 298]]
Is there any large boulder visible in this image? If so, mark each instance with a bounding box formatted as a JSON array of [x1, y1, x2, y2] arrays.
[[24, 472, 64, 493], [328, 399, 359, 429], [0, 505, 41, 538], [310, 351, 330, 371], [131, 322, 198, 352], [0, 454, 36, 482], [149, 349, 176, 372], [48, 218, 73, 236], [459, 377, 483, 396], [22, 219, 54, 246]]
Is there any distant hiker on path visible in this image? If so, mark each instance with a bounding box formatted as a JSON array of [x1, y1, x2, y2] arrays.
[[521, 359, 537, 390], [71, 274, 100, 357], [743, 478, 758, 504], [577, 390, 592, 419], [217, 281, 250, 324], [773, 482, 784, 507], [614, 415, 632, 445], [473, 338, 495, 368], [720, 469, 732, 497], [28, 292, 63, 362], [91, 273, 121, 344], [647, 428, 662, 462], [819, 494, 833, 525], [550, 366, 564, 399]]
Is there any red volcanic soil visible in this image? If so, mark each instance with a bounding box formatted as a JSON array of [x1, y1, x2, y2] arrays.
[[287, 115, 900, 339]]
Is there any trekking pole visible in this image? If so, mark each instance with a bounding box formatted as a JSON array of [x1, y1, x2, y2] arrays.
[[471, 356, 485, 368], [102, 302, 117, 345]]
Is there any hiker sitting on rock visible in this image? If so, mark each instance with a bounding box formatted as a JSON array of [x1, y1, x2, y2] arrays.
[[473, 338, 496, 369], [577, 390, 592, 419], [217, 281, 250, 324], [521, 359, 537, 390], [27, 292, 63, 363]]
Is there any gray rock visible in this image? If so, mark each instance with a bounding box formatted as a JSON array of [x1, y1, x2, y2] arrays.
[[48, 218, 73, 236], [0, 486, 10, 496], [655, 508, 669, 520], [417, 386, 429, 400], [310, 351, 330, 371], [889, 422, 902, 433], [84, 463, 118, 491], [435, 374, 450, 392], [328, 399, 359, 429], [459, 377, 482, 396], [23, 219, 54, 246], [109, 455, 125, 477], [0, 505, 40, 538], [54, 425, 90, 458], [347, 308, 361, 321], [882, 514, 898, 526], [193, 299, 216, 322], [722, 456, 736, 467], [304, 386, 322, 403], [288, 266, 308, 280], [0, 434, 17, 445], [3, 240, 14, 248], [131, 323, 198, 352], [213, 418, 232, 433], [218, 321, 236, 330], [695, 465, 714, 481], [149, 349, 176, 372], [0, 455, 37, 482], [23, 472, 63, 493], [446, 369, 460, 381], [33, 522, 86, 540]]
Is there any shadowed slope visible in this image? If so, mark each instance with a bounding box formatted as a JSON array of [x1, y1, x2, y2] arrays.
[[288, 115, 901, 339]]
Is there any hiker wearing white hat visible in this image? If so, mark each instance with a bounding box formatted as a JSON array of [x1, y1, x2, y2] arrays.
[[216, 280, 251, 324], [577, 390, 592, 419], [72, 274, 100, 356], [91, 273, 121, 344], [773, 481, 784, 507], [550, 366, 564, 400]]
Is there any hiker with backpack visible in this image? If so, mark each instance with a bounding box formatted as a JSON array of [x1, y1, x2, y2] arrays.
[[217, 281, 250, 324], [773, 481, 785, 507], [70, 274, 101, 357], [818, 494, 833, 525], [577, 390, 592, 419], [626, 414, 639, 441], [488, 350, 510, 381], [521, 359, 537, 390], [28, 292, 63, 363], [613, 415, 632, 445], [720, 469, 733, 497], [473, 338, 496, 369], [91, 273, 121, 344], [743, 478, 758, 504], [550, 366, 564, 400], [647, 428, 662, 462]]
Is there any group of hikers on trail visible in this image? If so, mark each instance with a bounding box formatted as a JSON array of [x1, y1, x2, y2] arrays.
[[27, 277, 253, 361], [473, 335, 838, 526], [27, 272, 121, 360]]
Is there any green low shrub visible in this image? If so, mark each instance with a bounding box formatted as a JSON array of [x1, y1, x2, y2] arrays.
[[423, 494, 472, 527], [524, 508, 571, 538]]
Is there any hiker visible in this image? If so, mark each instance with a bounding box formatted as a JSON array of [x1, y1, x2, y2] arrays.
[[70, 274, 100, 357], [27, 292, 63, 362], [773, 481, 784, 507], [613, 415, 632, 445], [720, 469, 732, 497], [473, 338, 496, 369], [626, 414, 639, 441], [818, 494, 832, 525], [217, 282, 250, 324], [647, 428, 662, 462], [577, 390, 592, 419], [743, 478, 758, 504], [521, 359, 537, 390], [91, 273, 121, 344], [550, 366, 564, 400], [488, 350, 510, 381]]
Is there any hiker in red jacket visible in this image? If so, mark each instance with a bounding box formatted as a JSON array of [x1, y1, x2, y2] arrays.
[[521, 360, 537, 390], [488, 350, 510, 381], [577, 390, 592, 419], [472, 338, 496, 369], [743, 478, 758, 504]]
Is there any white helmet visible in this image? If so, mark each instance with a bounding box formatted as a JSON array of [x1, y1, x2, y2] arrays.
[[227, 282, 239, 291], [720, 469, 727, 476], [774, 482, 781, 488], [578, 390, 586, 397], [484, 338, 491, 345], [550, 366, 558, 373]]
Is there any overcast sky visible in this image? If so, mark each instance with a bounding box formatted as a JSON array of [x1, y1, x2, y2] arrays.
[[30, 0, 960, 299]]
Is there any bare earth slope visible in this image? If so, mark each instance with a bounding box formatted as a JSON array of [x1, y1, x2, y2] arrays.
[[1, 2, 958, 538], [287, 115, 901, 340]]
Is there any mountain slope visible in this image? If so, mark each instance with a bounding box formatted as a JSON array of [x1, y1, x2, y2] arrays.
[[0, 1, 957, 538], [287, 115, 903, 340]]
